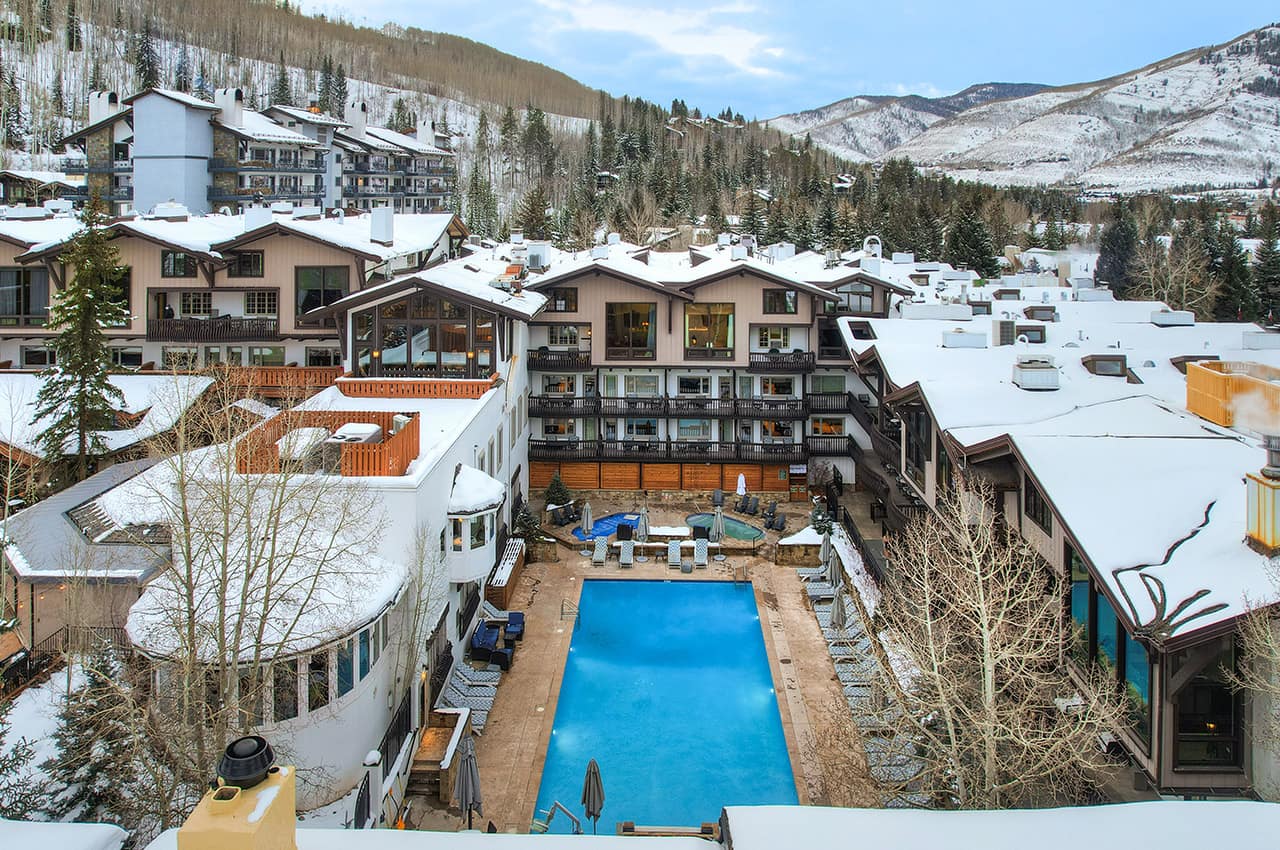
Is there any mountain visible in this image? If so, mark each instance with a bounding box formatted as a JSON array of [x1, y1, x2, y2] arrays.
[[768, 83, 1046, 163], [772, 25, 1280, 192]]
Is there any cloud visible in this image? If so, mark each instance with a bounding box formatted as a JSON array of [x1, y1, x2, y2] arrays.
[[534, 0, 787, 78], [890, 82, 946, 98]]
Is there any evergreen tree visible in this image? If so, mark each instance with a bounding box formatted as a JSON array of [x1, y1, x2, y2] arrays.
[[38, 0, 53, 32], [64, 0, 81, 51], [943, 196, 1000, 278], [515, 184, 550, 240], [788, 207, 819, 252], [543, 471, 570, 506], [134, 18, 160, 90], [41, 643, 133, 822], [270, 53, 292, 106], [0, 697, 39, 819], [51, 69, 65, 116], [318, 55, 334, 114], [474, 110, 492, 183], [763, 200, 788, 247], [1256, 203, 1280, 320], [193, 62, 212, 100], [1212, 221, 1257, 322], [816, 189, 837, 247], [1096, 200, 1139, 296], [173, 47, 192, 93], [1044, 217, 1065, 250], [599, 112, 617, 169], [332, 64, 348, 113], [0, 64, 24, 151], [499, 105, 520, 179], [33, 201, 128, 482], [388, 97, 414, 133], [740, 190, 764, 238], [87, 57, 103, 91]]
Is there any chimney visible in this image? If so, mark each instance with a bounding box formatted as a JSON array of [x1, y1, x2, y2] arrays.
[[87, 91, 121, 126], [214, 87, 245, 127], [1247, 434, 1280, 555], [344, 99, 367, 136], [371, 206, 394, 246], [177, 736, 296, 850], [307, 92, 321, 114]]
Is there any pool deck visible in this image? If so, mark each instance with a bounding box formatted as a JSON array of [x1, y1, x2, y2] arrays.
[[469, 502, 879, 833]]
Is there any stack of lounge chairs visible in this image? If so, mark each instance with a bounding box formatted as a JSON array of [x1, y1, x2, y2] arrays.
[[549, 503, 582, 527], [440, 602, 530, 733]]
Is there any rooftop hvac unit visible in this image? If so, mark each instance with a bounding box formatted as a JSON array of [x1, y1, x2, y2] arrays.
[[730, 245, 748, 261], [526, 242, 550, 272], [590, 244, 609, 260], [942, 328, 988, 349], [994, 319, 1017, 347], [824, 249, 841, 269], [1150, 309, 1194, 328], [1012, 355, 1059, 391], [606, 232, 621, 245], [391, 414, 412, 434], [717, 233, 732, 247]]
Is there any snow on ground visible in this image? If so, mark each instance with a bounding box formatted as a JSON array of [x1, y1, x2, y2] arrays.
[[2, 665, 84, 793], [0, 819, 125, 850]]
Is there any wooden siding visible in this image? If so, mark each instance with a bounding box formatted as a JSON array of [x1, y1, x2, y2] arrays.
[[761, 463, 791, 492], [641, 463, 681, 490], [681, 464, 722, 491], [600, 462, 641, 490], [723, 463, 762, 492], [559, 462, 600, 490], [530, 461, 559, 490]]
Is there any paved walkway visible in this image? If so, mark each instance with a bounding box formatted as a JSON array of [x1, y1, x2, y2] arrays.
[[465, 532, 879, 833]]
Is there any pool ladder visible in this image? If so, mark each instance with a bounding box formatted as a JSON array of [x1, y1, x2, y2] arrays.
[[560, 598, 580, 626], [531, 800, 583, 834]]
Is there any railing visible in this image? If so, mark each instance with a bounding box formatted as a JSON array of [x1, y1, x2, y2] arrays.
[[529, 396, 600, 418], [207, 188, 322, 202], [343, 185, 407, 197], [236, 409, 420, 476], [378, 692, 413, 780], [684, 347, 734, 361], [221, 366, 342, 399], [805, 435, 855, 456], [529, 439, 808, 463], [747, 351, 816, 373], [808, 392, 854, 413], [208, 157, 326, 173], [61, 158, 132, 174], [336, 372, 499, 399], [524, 394, 827, 420], [354, 773, 372, 829], [838, 506, 887, 582], [745, 397, 809, 419], [869, 426, 900, 465], [527, 349, 592, 370], [560, 599, 580, 625], [604, 347, 657, 360], [352, 162, 406, 176], [668, 397, 736, 417], [65, 186, 133, 201], [848, 396, 878, 433], [601, 396, 666, 416], [146, 316, 280, 342]]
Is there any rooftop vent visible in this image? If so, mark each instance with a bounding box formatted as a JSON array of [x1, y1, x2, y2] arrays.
[[370, 206, 394, 246], [269, 201, 294, 214], [244, 206, 272, 232], [717, 233, 732, 247], [290, 205, 322, 221], [1151, 309, 1194, 328], [891, 252, 914, 264], [151, 201, 190, 221], [42, 199, 73, 214], [1243, 330, 1280, 350], [217, 735, 275, 790], [730, 245, 748, 261], [606, 232, 621, 246], [510, 229, 524, 244], [1247, 433, 1280, 555], [1012, 354, 1059, 391], [942, 328, 988, 349], [590, 244, 609, 260]]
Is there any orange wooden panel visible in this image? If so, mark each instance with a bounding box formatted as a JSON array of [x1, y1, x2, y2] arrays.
[[681, 464, 723, 491], [761, 463, 791, 492], [530, 462, 559, 491], [723, 463, 762, 492], [600, 462, 641, 490], [641, 463, 681, 490], [560, 462, 601, 490]]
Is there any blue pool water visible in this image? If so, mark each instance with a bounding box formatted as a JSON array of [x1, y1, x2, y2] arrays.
[[533, 580, 797, 832], [571, 512, 638, 541], [685, 513, 766, 542]]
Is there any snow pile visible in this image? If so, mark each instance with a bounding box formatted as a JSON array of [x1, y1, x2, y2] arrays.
[[778, 525, 821, 545], [448, 465, 505, 514]]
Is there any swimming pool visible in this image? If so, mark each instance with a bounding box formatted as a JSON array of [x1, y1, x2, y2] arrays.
[[533, 580, 796, 832], [570, 512, 639, 541], [685, 513, 766, 541]]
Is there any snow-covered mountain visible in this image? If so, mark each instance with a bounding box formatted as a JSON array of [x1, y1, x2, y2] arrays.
[[772, 25, 1280, 192]]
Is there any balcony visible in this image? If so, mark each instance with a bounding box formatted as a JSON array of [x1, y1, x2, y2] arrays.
[[237, 409, 420, 476], [146, 316, 280, 342], [667, 397, 736, 417], [684, 347, 734, 361], [527, 348, 592, 370], [342, 185, 407, 198], [742, 396, 809, 419], [807, 392, 854, 414], [600, 396, 666, 416], [747, 350, 816, 373], [805, 435, 855, 456], [61, 158, 132, 174], [529, 439, 813, 464], [65, 186, 133, 202], [209, 157, 326, 174], [208, 188, 322, 203], [528, 395, 601, 418], [351, 162, 406, 176], [404, 166, 455, 177]]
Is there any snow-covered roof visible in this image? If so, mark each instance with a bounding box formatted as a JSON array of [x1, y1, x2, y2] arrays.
[[216, 109, 323, 147], [0, 169, 85, 188], [127, 88, 219, 111], [723, 801, 1278, 850], [0, 214, 82, 249], [0, 820, 127, 850], [262, 212, 457, 263], [146, 828, 708, 850], [109, 215, 248, 258], [0, 372, 213, 457], [365, 125, 453, 157], [334, 128, 403, 154], [449, 465, 505, 514], [267, 104, 349, 128]]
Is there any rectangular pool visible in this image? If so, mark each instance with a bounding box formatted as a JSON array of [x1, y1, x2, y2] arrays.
[[533, 580, 797, 832]]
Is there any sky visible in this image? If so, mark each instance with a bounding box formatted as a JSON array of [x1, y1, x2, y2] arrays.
[[295, 1, 1273, 118]]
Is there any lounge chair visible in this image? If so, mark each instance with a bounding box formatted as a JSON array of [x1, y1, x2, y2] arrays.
[[734, 494, 750, 513], [456, 666, 502, 686], [745, 496, 760, 515], [711, 488, 724, 507], [550, 507, 566, 526], [806, 581, 836, 601], [762, 500, 778, 521], [592, 537, 608, 565], [566, 503, 581, 522], [667, 540, 682, 568], [482, 601, 525, 639], [693, 539, 708, 567], [772, 514, 786, 533], [619, 540, 635, 567]]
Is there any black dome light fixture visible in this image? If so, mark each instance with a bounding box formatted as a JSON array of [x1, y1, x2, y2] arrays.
[[217, 735, 275, 790]]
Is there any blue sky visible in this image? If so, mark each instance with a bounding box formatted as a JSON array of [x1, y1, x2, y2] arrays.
[[298, 1, 1272, 117]]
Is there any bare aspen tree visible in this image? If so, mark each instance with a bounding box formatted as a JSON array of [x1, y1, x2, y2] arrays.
[[1228, 558, 1280, 801], [855, 475, 1123, 809], [1131, 231, 1219, 319]]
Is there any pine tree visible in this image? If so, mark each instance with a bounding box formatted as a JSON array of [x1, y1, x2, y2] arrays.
[[193, 62, 212, 101], [499, 106, 520, 180], [1096, 200, 1139, 297], [173, 47, 192, 93], [544, 471, 570, 506], [816, 189, 837, 247], [0, 64, 25, 151], [474, 110, 492, 183], [34, 201, 128, 482], [943, 196, 1000, 278], [0, 697, 39, 819], [1256, 203, 1280, 320], [134, 18, 160, 90], [516, 184, 550, 239], [42, 643, 133, 822], [87, 57, 103, 91], [64, 0, 81, 51], [1212, 221, 1257, 322], [318, 55, 334, 114], [51, 69, 65, 116], [270, 53, 292, 106], [388, 97, 413, 133], [332, 64, 348, 113], [740, 190, 764, 238], [38, 0, 53, 32]]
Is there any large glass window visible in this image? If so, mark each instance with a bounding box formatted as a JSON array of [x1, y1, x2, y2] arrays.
[[543, 418, 575, 437], [249, 346, 285, 366], [811, 417, 844, 435], [625, 418, 658, 438], [1173, 640, 1240, 768], [547, 287, 578, 312], [1024, 478, 1052, 534], [358, 630, 371, 679], [904, 407, 930, 486], [244, 290, 278, 316], [181, 291, 212, 316], [109, 346, 143, 368], [763, 289, 797, 314], [295, 266, 349, 319], [1068, 544, 1090, 663], [761, 376, 794, 396], [273, 659, 298, 722], [624, 374, 660, 396], [21, 346, 54, 368], [0, 267, 49, 325], [237, 668, 263, 726], [677, 419, 712, 440], [161, 251, 198, 278], [677, 376, 710, 395], [548, 325, 578, 346], [830, 283, 873, 313], [336, 639, 354, 697], [757, 326, 790, 350], [308, 653, 330, 712], [227, 251, 265, 278], [605, 302, 656, 359], [684, 303, 734, 358], [470, 515, 487, 549], [1124, 632, 1151, 747], [818, 320, 845, 359], [542, 374, 576, 394]]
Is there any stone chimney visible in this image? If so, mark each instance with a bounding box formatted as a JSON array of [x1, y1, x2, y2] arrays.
[[1247, 434, 1280, 555], [344, 99, 367, 136], [87, 91, 121, 126], [214, 87, 245, 127], [177, 737, 295, 850]]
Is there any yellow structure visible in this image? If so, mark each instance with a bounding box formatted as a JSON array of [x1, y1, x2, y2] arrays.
[[1186, 361, 1280, 429], [177, 762, 297, 850]]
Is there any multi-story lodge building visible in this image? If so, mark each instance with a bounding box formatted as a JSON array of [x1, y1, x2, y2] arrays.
[[59, 89, 455, 216], [0, 203, 468, 376]]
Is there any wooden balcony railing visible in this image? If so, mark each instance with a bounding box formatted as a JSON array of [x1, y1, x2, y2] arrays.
[[220, 366, 342, 399], [147, 316, 280, 342], [747, 351, 816, 373], [336, 372, 499, 399], [1186, 360, 1280, 427], [527, 349, 592, 370], [236, 409, 419, 476], [808, 392, 854, 414], [667, 397, 737, 417], [529, 438, 815, 463], [805, 435, 855, 456], [743, 397, 809, 419], [528, 396, 601, 418]]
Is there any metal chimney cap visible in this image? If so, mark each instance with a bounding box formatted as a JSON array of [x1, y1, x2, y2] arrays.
[[1262, 433, 1280, 480], [217, 735, 275, 789]]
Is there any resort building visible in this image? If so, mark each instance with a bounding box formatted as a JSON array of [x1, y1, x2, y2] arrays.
[[59, 90, 456, 216], [836, 293, 1280, 796], [0, 204, 467, 380]]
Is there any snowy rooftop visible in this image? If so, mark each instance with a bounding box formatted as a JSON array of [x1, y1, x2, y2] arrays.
[[266, 104, 350, 128], [260, 212, 457, 263], [146, 829, 706, 850], [215, 109, 322, 147], [0, 819, 126, 850], [449, 464, 506, 514], [364, 125, 454, 157], [0, 214, 82, 249], [0, 169, 85, 188]]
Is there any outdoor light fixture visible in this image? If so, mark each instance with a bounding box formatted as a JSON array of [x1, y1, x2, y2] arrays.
[[372, 349, 382, 358]]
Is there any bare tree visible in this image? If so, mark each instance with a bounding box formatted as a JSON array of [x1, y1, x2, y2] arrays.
[[855, 475, 1123, 809], [1228, 558, 1280, 801], [1131, 231, 1218, 318], [620, 188, 658, 247]]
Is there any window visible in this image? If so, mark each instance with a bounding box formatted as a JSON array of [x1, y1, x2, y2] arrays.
[[811, 374, 844, 394], [761, 377, 793, 396], [625, 418, 658, 438], [336, 639, 354, 697], [452, 518, 464, 551], [757, 326, 790, 350], [904, 407, 930, 486], [295, 266, 349, 319], [1015, 325, 1046, 344], [677, 376, 711, 396], [0, 267, 49, 325], [811, 417, 844, 435], [308, 653, 330, 712], [761, 420, 793, 438], [109, 347, 143, 368], [249, 346, 285, 366], [1024, 477, 1052, 533], [496, 426, 503, 470], [542, 374, 576, 394], [237, 668, 262, 726], [1083, 355, 1127, 377], [684, 303, 734, 357], [21, 346, 55, 367], [676, 419, 711, 440], [161, 251, 198, 278], [359, 630, 371, 679], [181, 291, 212, 316], [763, 289, 797, 314], [162, 347, 198, 370], [543, 418, 574, 437], [547, 287, 578, 312], [1173, 640, 1240, 768], [547, 325, 578, 346], [1068, 544, 1090, 664], [470, 515, 486, 549], [227, 251, 264, 277], [371, 619, 381, 667], [604, 302, 656, 359], [817, 321, 846, 359], [624, 374, 659, 396], [244, 290, 278, 316], [306, 347, 341, 366], [830, 283, 873, 314], [273, 659, 298, 722]]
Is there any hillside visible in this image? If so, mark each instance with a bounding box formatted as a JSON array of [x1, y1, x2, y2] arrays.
[[773, 25, 1280, 192]]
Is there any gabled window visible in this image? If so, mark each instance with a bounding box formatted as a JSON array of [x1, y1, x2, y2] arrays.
[[227, 251, 264, 278], [763, 289, 797, 314], [161, 251, 198, 278], [547, 287, 578, 312]]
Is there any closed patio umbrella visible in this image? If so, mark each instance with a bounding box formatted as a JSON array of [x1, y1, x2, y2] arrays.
[[581, 758, 605, 834], [830, 590, 850, 632], [453, 734, 483, 830], [635, 506, 650, 562], [581, 501, 594, 538], [709, 504, 725, 542], [736, 473, 747, 497], [820, 529, 832, 565], [826, 546, 843, 588]]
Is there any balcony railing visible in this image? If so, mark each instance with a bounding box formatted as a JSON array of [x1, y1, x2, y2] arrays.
[[805, 434, 855, 456], [747, 351, 816, 373], [600, 396, 667, 416], [684, 347, 734, 361], [525, 394, 841, 420], [61, 158, 132, 174], [529, 439, 815, 464], [65, 186, 133, 202], [208, 188, 322, 203], [746, 397, 809, 419], [209, 157, 326, 173], [147, 316, 280, 342], [237, 409, 420, 476], [528, 396, 600, 418], [667, 397, 736, 417], [527, 349, 592, 370], [808, 392, 854, 414]]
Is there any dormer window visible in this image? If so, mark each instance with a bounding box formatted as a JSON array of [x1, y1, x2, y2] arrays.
[[1015, 325, 1046, 344], [1024, 305, 1057, 322], [1082, 354, 1127, 377]]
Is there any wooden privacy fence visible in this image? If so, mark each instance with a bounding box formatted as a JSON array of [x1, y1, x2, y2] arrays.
[[1186, 361, 1280, 428], [236, 409, 420, 476], [336, 373, 499, 399]]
